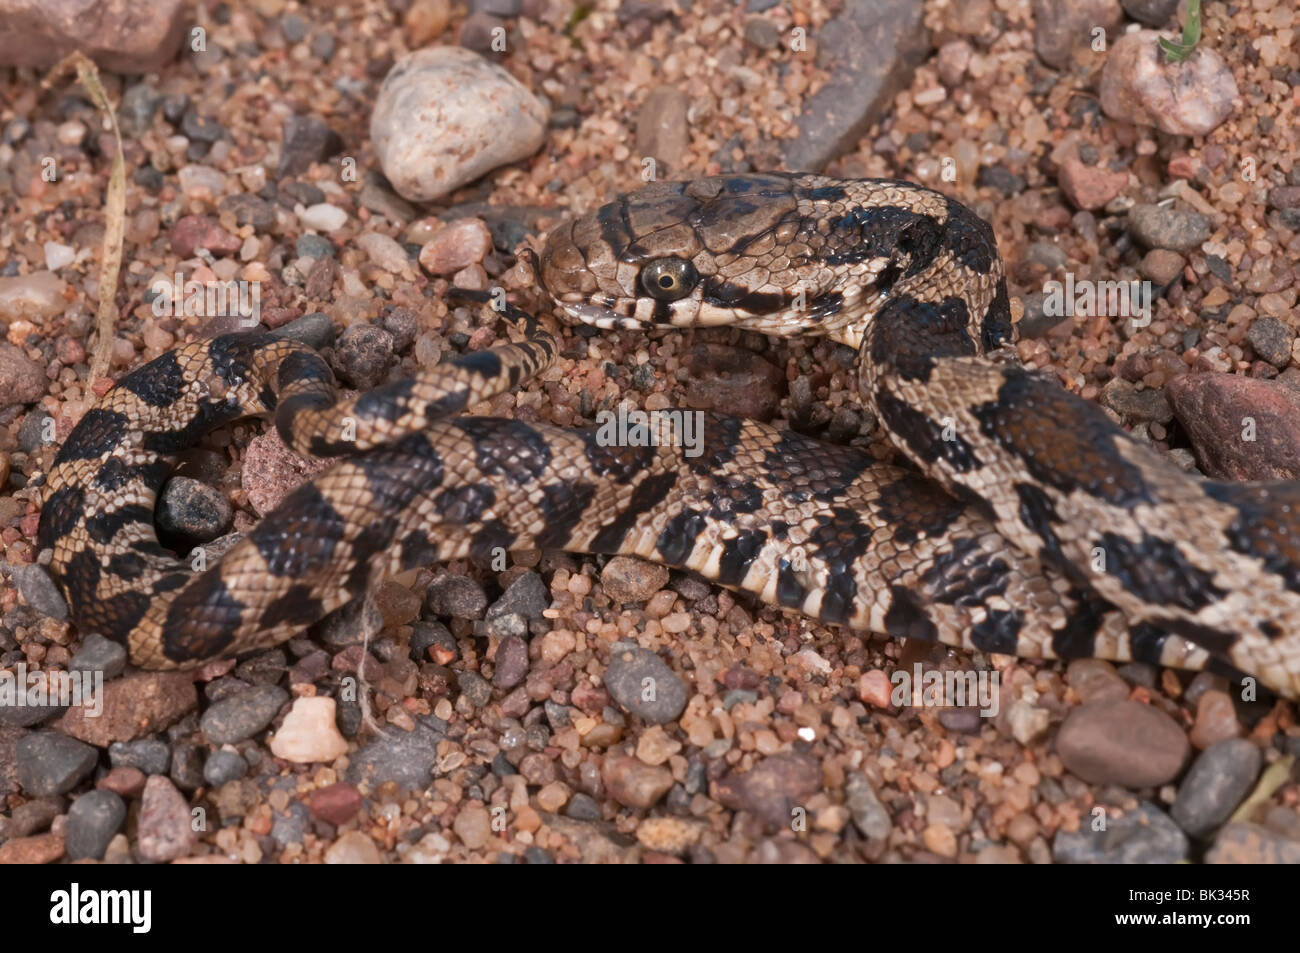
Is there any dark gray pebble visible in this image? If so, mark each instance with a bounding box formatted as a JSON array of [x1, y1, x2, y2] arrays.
[[200, 685, 289, 745], [1171, 739, 1261, 838], [603, 641, 688, 724], [109, 739, 170, 775], [69, 633, 127, 680], [17, 732, 97, 796], [1052, 801, 1188, 863], [65, 790, 126, 860], [203, 749, 249, 787]]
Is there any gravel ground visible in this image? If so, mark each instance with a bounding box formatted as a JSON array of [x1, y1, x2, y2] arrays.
[[0, 0, 1298, 864]]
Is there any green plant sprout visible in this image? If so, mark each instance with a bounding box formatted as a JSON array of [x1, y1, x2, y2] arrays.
[[1159, 0, 1202, 63]]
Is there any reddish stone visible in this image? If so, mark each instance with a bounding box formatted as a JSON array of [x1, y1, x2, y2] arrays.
[[97, 765, 146, 798], [307, 783, 364, 825], [169, 215, 242, 258]]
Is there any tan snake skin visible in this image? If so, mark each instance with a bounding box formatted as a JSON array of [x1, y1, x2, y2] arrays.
[[35, 174, 1300, 699]]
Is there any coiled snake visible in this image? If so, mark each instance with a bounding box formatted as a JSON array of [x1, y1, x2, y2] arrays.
[[36, 174, 1300, 699]]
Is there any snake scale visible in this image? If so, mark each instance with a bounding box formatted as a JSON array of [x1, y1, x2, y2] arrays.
[[34, 173, 1300, 700]]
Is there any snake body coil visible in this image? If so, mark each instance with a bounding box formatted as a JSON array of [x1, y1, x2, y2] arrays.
[[36, 174, 1300, 698]]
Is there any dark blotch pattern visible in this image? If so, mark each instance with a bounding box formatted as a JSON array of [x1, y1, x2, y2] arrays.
[[119, 351, 188, 408], [876, 389, 979, 473], [84, 503, 154, 545], [457, 418, 552, 484], [971, 370, 1153, 507], [874, 472, 964, 547], [883, 585, 939, 641], [37, 485, 85, 550], [656, 508, 708, 565], [55, 409, 130, 463], [868, 294, 974, 382], [942, 196, 996, 275], [259, 584, 326, 631], [589, 471, 678, 554], [535, 481, 596, 549], [1205, 482, 1300, 594], [806, 507, 873, 623], [919, 537, 1011, 608], [716, 530, 767, 587], [1097, 531, 1226, 614], [969, 609, 1022, 655], [251, 484, 346, 576], [161, 571, 244, 662], [434, 483, 496, 525]]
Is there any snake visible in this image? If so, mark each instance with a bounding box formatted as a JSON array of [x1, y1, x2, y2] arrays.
[[33, 173, 1300, 701]]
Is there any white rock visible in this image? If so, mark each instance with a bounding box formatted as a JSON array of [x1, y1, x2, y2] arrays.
[[298, 203, 349, 233], [269, 696, 349, 763], [177, 164, 227, 198], [0, 270, 68, 322], [356, 231, 413, 275], [43, 242, 75, 270], [1100, 30, 1238, 137], [325, 830, 382, 864], [371, 46, 549, 202]]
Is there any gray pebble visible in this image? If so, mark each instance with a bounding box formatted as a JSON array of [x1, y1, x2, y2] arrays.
[[976, 164, 1026, 196], [119, 83, 161, 133], [1127, 204, 1210, 252], [565, 792, 602, 821], [279, 115, 343, 178], [458, 670, 493, 708], [410, 620, 455, 663], [1121, 0, 1179, 27], [170, 742, 205, 791], [310, 32, 336, 61], [331, 324, 394, 390], [603, 641, 688, 723], [12, 564, 68, 620], [1053, 801, 1188, 863], [425, 573, 488, 619], [295, 233, 335, 260], [17, 732, 98, 796], [742, 16, 781, 49], [203, 749, 249, 786], [487, 571, 549, 621], [156, 477, 232, 541], [485, 611, 527, 639], [845, 773, 892, 840], [65, 790, 126, 860], [280, 13, 308, 43], [200, 685, 289, 744], [218, 193, 275, 230], [69, 633, 127, 680], [1246, 315, 1294, 368], [180, 110, 224, 144], [109, 739, 170, 775], [161, 93, 190, 124], [18, 410, 52, 452], [272, 311, 335, 349], [1171, 739, 1261, 838], [346, 722, 443, 790], [271, 800, 311, 846]]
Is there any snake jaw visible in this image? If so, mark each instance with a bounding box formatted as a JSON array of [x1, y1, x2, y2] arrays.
[[559, 300, 644, 330]]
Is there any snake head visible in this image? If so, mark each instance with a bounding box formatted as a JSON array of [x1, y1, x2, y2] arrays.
[[539, 173, 865, 338], [538, 173, 1008, 352]]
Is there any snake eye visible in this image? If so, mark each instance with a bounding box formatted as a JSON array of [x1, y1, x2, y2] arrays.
[[640, 258, 698, 301]]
